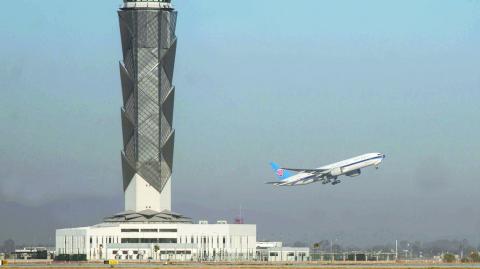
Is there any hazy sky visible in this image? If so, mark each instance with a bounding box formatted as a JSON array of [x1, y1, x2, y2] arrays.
[[1, 0, 480, 246]]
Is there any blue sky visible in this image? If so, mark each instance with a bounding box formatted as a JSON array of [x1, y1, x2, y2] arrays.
[[0, 0, 480, 245]]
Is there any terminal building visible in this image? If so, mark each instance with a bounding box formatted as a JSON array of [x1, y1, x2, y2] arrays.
[[56, 211, 256, 261], [256, 242, 310, 262], [56, 0, 257, 261]]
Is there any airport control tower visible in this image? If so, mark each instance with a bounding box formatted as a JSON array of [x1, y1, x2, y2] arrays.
[[56, 1, 257, 259], [118, 0, 177, 212]]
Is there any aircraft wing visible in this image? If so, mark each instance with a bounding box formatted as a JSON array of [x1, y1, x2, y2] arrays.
[[281, 167, 330, 174]]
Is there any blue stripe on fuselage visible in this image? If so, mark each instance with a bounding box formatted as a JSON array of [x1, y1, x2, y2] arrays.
[[340, 156, 383, 170]]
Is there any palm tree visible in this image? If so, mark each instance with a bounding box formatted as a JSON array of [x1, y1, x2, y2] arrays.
[[154, 245, 160, 260]]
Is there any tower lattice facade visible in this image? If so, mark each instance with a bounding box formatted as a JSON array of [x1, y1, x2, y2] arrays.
[[118, 0, 177, 212]]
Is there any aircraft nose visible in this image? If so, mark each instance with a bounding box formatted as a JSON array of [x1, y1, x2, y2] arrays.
[[382, 154, 386, 159]]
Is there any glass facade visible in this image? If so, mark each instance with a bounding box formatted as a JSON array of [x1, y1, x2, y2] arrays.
[[119, 5, 177, 194]]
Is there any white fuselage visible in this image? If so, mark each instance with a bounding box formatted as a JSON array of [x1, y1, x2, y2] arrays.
[[279, 153, 385, 186]]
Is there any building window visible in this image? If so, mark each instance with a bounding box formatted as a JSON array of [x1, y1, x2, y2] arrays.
[[120, 238, 177, 244], [121, 229, 140, 233], [159, 229, 177, 232], [270, 252, 279, 257], [140, 238, 158, 243], [121, 238, 140, 243], [159, 238, 177, 243], [141, 229, 158, 232]]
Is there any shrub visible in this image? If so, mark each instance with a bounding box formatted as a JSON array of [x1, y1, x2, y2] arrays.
[[443, 253, 456, 263], [54, 254, 87, 261], [470, 252, 480, 263]]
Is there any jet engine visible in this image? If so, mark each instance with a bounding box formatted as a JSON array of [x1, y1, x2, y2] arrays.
[[330, 167, 343, 177], [346, 169, 361, 177]]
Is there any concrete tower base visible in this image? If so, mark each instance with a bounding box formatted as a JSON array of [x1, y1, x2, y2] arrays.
[[124, 174, 171, 212]]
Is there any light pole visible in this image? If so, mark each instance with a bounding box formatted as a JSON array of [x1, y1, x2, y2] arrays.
[[331, 240, 333, 262], [331, 238, 338, 262], [395, 240, 398, 261]]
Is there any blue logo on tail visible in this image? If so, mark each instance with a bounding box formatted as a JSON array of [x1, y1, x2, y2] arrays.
[[270, 162, 293, 180]]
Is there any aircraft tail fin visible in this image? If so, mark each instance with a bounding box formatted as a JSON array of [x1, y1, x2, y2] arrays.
[[270, 162, 293, 180]]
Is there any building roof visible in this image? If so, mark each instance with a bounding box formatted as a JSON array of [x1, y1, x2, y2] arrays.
[[103, 210, 192, 223], [267, 247, 310, 252]]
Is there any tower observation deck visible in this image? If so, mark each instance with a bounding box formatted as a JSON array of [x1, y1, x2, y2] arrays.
[[122, 0, 173, 10], [118, 0, 177, 212]]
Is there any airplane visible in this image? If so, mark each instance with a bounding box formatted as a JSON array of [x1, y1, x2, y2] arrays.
[[267, 152, 385, 186]]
